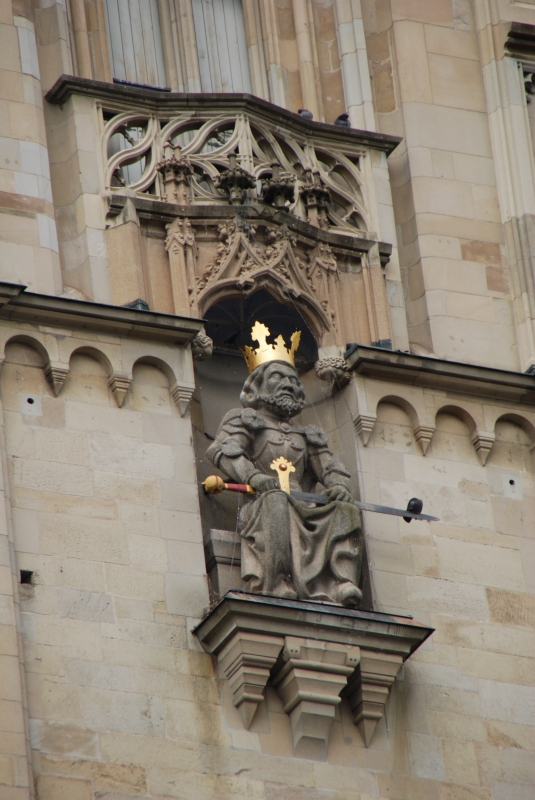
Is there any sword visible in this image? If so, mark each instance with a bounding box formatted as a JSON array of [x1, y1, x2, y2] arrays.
[[202, 475, 439, 523]]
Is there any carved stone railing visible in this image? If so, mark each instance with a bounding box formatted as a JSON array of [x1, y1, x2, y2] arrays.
[[101, 100, 379, 235], [47, 77, 400, 240]]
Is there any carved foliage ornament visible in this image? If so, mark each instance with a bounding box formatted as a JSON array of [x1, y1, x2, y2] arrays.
[[315, 356, 351, 388], [187, 221, 339, 334]]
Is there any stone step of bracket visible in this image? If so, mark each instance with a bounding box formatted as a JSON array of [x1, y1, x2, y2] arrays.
[[194, 591, 434, 756]]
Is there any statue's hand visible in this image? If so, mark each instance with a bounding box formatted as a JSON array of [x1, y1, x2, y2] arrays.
[[325, 484, 353, 503], [250, 473, 280, 494]]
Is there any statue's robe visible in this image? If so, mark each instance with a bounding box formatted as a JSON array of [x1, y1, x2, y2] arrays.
[[206, 407, 362, 606]]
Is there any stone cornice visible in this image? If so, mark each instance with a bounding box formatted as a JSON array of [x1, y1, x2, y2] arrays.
[[505, 22, 535, 61], [45, 75, 402, 156], [345, 344, 535, 405], [108, 195, 393, 263], [194, 590, 433, 658], [0, 282, 203, 344]]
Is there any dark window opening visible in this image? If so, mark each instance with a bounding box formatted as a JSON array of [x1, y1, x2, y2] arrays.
[[20, 570, 33, 584], [203, 288, 318, 374]]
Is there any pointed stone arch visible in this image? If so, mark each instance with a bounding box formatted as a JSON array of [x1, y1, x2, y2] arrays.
[[195, 224, 332, 343]]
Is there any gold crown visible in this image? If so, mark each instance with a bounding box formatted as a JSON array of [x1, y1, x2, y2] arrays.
[[242, 321, 301, 374]]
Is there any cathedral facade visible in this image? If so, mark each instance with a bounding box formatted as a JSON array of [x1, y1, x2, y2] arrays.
[[0, 1, 534, 799]]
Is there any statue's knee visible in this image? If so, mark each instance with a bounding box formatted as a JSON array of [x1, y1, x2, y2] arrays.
[[261, 490, 289, 511]]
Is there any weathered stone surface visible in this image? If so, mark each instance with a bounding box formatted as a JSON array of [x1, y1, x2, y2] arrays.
[[206, 359, 363, 606], [2, 3, 535, 797]]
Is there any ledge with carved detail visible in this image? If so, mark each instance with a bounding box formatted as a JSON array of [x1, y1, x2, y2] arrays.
[[345, 344, 535, 405], [0, 281, 203, 343], [194, 590, 433, 758], [107, 193, 393, 265], [45, 76, 402, 155], [46, 75, 398, 243]]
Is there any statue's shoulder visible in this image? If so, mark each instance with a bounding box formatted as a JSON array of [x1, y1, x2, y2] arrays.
[[217, 408, 245, 429], [303, 424, 329, 448], [217, 407, 267, 433], [240, 407, 268, 430]]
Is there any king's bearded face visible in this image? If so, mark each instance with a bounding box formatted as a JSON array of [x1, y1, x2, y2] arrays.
[[257, 362, 305, 418]]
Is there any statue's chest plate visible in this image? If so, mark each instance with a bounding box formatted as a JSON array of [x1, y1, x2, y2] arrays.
[[252, 425, 306, 473]]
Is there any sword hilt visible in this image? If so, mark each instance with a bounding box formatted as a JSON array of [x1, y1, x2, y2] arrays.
[[202, 475, 255, 495]]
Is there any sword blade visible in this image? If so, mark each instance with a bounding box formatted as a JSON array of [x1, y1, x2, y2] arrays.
[[290, 490, 439, 522]]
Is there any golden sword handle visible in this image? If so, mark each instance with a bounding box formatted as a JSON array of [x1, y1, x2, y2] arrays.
[[270, 456, 296, 494]]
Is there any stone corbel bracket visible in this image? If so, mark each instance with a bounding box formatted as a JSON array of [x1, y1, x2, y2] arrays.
[[354, 412, 377, 446], [315, 357, 352, 392], [194, 592, 433, 757], [471, 431, 496, 466], [413, 424, 435, 455]]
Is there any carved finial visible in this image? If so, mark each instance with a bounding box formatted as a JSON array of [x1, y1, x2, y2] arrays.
[[191, 331, 213, 361], [156, 151, 193, 204], [299, 169, 331, 229], [214, 154, 255, 204], [261, 162, 295, 207]]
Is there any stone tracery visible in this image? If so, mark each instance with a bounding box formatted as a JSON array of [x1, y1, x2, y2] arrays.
[[103, 109, 369, 235]]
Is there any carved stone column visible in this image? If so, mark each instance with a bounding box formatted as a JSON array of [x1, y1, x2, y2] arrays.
[[362, 242, 392, 347], [272, 637, 360, 759], [165, 217, 198, 316]]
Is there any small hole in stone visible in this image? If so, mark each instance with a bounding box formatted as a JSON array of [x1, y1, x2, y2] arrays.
[[509, 479, 515, 486], [26, 398, 34, 405], [20, 570, 33, 584]]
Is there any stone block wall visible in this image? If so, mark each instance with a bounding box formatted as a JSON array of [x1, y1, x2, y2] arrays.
[[0, 1, 61, 295], [0, 0, 534, 798], [0, 319, 532, 800], [361, 0, 520, 368]]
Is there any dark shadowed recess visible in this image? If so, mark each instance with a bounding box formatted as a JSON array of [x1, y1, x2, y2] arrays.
[[203, 288, 318, 373]]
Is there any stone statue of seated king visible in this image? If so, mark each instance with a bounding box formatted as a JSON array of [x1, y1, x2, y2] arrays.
[[206, 323, 363, 608]]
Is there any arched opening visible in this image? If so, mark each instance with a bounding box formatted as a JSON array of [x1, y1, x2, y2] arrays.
[[431, 410, 478, 464], [490, 415, 534, 472], [192, 289, 320, 581], [197, 288, 318, 440], [204, 287, 318, 368], [131, 359, 175, 415], [372, 400, 415, 453]]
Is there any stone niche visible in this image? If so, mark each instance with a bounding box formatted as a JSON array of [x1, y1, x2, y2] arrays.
[[195, 591, 433, 759]]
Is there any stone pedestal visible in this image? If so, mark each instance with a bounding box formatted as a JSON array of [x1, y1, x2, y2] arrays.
[[194, 591, 433, 756], [203, 528, 243, 600]]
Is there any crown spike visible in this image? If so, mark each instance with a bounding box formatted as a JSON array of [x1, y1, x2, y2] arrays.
[[242, 322, 301, 373]]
